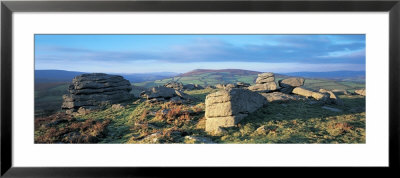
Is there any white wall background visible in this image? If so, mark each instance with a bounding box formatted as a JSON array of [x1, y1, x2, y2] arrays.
[[12, 12, 388, 167]]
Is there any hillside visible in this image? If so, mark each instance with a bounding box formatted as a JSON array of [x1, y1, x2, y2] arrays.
[[178, 69, 260, 77], [133, 69, 365, 90], [283, 71, 365, 82], [135, 69, 268, 88], [35, 70, 178, 83], [35, 70, 84, 83], [35, 69, 366, 117]]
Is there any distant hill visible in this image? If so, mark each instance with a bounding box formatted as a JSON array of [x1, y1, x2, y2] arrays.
[[35, 70, 179, 83], [178, 69, 260, 77], [134, 69, 366, 88], [282, 71, 365, 81], [135, 69, 264, 88], [35, 70, 85, 83], [120, 72, 179, 82]]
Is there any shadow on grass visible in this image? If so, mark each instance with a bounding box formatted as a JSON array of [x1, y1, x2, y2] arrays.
[[243, 96, 365, 124], [211, 95, 366, 144]]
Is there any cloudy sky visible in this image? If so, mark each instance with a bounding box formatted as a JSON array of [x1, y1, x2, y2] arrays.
[[35, 34, 365, 73]]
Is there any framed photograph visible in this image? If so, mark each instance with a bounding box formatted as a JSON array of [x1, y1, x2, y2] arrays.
[[1, 0, 399, 177]]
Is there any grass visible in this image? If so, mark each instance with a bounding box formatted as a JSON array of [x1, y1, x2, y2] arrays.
[[216, 95, 365, 143], [34, 88, 366, 144], [35, 82, 69, 117]]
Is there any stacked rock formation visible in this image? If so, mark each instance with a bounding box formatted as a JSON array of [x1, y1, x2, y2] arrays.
[[248, 73, 277, 92], [278, 77, 305, 94], [205, 88, 267, 133], [61, 73, 133, 113]]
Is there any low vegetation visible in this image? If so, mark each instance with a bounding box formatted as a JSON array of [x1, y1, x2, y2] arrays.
[[34, 88, 365, 144]]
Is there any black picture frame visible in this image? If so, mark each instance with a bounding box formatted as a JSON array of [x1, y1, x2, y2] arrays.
[[1, 0, 399, 177]]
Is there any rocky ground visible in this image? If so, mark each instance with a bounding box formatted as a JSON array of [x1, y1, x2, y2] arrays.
[[35, 88, 365, 144], [34, 73, 366, 144]]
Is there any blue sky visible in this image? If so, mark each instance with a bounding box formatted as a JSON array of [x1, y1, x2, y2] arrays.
[[35, 34, 365, 73]]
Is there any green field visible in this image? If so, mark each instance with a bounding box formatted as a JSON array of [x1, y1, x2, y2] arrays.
[[133, 72, 259, 88]]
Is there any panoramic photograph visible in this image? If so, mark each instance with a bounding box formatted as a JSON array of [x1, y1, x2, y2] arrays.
[[34, 34, 366, 144]]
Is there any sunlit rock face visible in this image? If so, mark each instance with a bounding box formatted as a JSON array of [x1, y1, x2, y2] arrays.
[[62, 73, 133, 113], [205, 88, 267, 133]]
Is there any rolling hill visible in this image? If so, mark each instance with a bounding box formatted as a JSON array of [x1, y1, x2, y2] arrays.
[[35, 68, 366, 117], [282, 71, 365, 82], [35, 70, 178, 83], [133, 69, 365, 89]]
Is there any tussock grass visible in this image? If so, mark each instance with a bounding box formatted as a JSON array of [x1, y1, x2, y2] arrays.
[[35, 88, 365, 144]]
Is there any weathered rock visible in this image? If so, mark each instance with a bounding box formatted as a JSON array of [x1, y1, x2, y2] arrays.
[[62, 73, 133, 113], [183, 84, 204, 90], [355, 88, 366, 96], [255, 73, 275, 84], [332, 89, 349, 95], [205, 88, 267, 133], [278, 77, 305, 94], [248, 82, 277, 92], [279, 87, 294, 94], [292, 87, 329, 101], [215, 84, 225, 89], [260, 92, 300, 103], [144, 86, 176, 99], [164, 81, 184, 90], [142, 86, 192, 103], [279, 77, 305, 88], [319, 89, 344, 105], [225, 83, 238, 89], [236, 82, 250, 88]]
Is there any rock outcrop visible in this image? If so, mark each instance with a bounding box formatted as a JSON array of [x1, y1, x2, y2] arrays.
[[183, 84, 204, 90], [319, 89, 344, 105], [260, 92, 300, 103], [141, 86, 192, 103], [292, 87, 329, 101], [355, 88, 366, 96], [205, 88, 267, 133], [278, 77, 305, 94], [332, 89, 349, 95], [248, 72, 277, 92], [61, 73, 133, 113], [236, 82, 250, 88], [164, 81, 184, 90]]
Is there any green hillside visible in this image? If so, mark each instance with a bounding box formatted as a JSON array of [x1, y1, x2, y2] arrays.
[[34, 70, 365, 117], [133, 72, 259, 88], [133, 71, 365, 92]]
